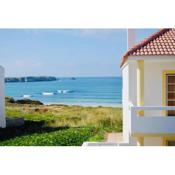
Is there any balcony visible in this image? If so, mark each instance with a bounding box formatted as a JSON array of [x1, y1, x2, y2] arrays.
[[131, 106, 175, 135]]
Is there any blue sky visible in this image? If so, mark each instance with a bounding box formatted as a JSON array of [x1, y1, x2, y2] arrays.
[[0, 29, 158, 77]]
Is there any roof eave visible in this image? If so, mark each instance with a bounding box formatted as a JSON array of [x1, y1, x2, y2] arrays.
[[120, 28, 171, 68]]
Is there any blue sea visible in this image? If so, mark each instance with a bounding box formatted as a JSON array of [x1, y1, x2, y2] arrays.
[[5, 77, 122, 107]]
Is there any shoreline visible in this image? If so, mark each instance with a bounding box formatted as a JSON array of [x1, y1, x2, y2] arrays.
[[6, 97, 122, 108], [44, 102, 122, 108]]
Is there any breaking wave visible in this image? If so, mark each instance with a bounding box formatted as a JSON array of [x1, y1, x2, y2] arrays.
[[23, 95, 31, 99], [57, 89, 73, 94], [42, 92, 54, 96]]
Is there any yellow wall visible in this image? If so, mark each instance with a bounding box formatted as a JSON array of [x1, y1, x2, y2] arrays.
[[139, 136, 175, 146], [137, 60, 144, 116]]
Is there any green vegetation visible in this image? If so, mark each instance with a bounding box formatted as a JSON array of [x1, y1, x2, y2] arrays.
[[0, 125, 96, 146], [0, 98, 122, 146], [5, 97, 43, 105]]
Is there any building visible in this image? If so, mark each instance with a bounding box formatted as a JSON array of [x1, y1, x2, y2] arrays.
[[122, 29, 175, 146], [83, 28, 175, 146], [0, 65, 6, 128]]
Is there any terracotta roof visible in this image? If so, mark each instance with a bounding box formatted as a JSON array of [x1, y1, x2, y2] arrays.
[[121, 28, 175, 67]]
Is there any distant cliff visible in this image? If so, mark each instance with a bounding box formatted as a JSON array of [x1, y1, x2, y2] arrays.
[[5, 76, 58, 83]]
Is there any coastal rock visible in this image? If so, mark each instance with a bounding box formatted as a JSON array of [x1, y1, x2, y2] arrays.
[[15, 99, 43, 105], [5, 97, 15, 103], [5, 97, 43, 105]]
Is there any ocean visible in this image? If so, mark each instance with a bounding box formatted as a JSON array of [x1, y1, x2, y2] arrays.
[[5, 77, 122, 107]]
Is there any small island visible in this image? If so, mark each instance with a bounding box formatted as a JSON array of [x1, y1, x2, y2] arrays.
[[5, 76, 58, 83]]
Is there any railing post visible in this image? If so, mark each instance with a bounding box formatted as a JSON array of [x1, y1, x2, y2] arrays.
[[130, 106, 136, 131]]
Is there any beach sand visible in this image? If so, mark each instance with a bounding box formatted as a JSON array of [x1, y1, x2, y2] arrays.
[[44, 102, 122, 108]]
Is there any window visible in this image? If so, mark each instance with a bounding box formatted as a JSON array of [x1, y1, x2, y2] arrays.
[[166, 74, 175, 116]]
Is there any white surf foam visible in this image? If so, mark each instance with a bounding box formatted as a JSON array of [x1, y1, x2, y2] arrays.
[[57, 89, 70, 94], [42, 92, 54, 96], [23, 95, 31, 99]]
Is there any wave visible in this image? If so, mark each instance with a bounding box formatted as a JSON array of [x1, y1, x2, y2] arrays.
[[42, 92, 54, 96], [57, 89, 73, 94], [23, 95, 31, 99]]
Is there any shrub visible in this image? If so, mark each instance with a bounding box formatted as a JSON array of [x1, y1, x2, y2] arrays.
[[15, 99, 43, 105], [0, 127, 97, 146], [5, 97, 15, 104]]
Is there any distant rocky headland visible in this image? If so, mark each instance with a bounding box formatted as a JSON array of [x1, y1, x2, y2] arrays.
[[5, 76, 58, 83]]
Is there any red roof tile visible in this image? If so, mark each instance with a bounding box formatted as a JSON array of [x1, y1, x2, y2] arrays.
[[121, 29, 175, 67]]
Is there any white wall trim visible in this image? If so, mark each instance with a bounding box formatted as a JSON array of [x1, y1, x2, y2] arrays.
[[0, 65, 6, 128], [128, 55, 175, 61]]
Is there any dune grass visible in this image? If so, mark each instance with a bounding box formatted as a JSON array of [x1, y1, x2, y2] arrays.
[[0, 102, 123, 146], [6, 103, 122, 131]]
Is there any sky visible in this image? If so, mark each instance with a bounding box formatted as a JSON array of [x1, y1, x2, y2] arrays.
[[0, 29, 158, 77]]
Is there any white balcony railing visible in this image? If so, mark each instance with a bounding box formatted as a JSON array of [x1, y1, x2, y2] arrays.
[[131, 106, 175, 135]]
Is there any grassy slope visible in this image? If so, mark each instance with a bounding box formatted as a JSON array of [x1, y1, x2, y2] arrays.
[[0, 103, 122, 146]]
